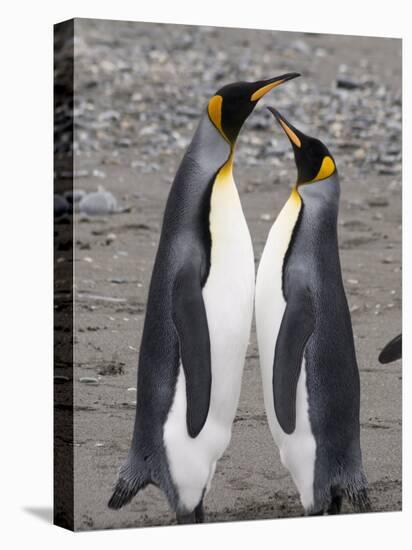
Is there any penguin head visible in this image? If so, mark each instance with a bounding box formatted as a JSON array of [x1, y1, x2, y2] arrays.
[[207, 73, 300, 145], [268, 107, 336, 185]]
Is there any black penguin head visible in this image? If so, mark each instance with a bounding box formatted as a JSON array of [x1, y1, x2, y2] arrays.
[[207, 73, 300, 145], [268, 107, 336, 185]]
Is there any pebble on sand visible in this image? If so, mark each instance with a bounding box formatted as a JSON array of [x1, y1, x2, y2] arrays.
[[105, 233, 117, 245], [368, 198, 389, 208], [336, 77, 364, 90], [79, 190, 118, 215], [79, 377, 99, 385], [354, 148, 367, 161], [111, 277, 128, 284]]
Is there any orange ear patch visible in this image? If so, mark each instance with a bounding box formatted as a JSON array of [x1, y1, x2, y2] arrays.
[[208, 95, 223, 132]]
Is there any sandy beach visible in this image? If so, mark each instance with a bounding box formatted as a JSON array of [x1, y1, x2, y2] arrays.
[[54, 19, 402, 530]]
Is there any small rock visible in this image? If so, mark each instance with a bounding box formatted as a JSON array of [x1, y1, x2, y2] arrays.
[[354, 148, 366, 161], [98, 361, 125, 376], [105, 233, 117, 245], [98, 110, 120, 122], [117, 138, 133, 148], [368, 198, 389, 208], [100, 59, 116, 72], [330, 122, 343, 138], [79, 191, 118, 215], [336, 78, 363, 90], [378, 164, 401, 175], [92, 169, 106, 179], [79, 377, 99, 385]]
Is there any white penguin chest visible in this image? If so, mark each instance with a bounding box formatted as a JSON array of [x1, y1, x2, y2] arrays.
[[255, 190, 316, 510], [163, 168, 255, 513], [202, 170, 256, 415]]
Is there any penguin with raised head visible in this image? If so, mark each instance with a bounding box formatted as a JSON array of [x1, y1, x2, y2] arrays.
[[379, 334, 402, 364], [108, 74, 300, 524], [255, 107, 370, 515]]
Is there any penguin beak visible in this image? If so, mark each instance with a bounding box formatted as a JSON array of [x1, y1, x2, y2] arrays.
[[250, 73, 301, 102], [267, 106, 302, 148]]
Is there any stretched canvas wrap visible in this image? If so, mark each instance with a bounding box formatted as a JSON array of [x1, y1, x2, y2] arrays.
[[54, 18, 402, 531]]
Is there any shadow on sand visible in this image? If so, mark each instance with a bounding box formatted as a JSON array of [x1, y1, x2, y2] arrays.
[[23, 507, 53, 524]]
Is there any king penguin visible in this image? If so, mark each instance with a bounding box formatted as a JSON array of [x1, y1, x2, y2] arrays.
[[108, 74, 300, 523], [255, 107, 370, 515]]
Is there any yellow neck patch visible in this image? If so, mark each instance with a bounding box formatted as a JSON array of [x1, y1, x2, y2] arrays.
[[250, 80, 285, 102], [312, 155, 335, 182], [290, 186, 302, 205], [216, 151, 234, 184]]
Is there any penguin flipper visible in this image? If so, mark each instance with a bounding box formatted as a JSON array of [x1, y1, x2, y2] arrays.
[[273, 287, 315, 434], [378, 333, 402, 364], [172, 262, 211, 438]]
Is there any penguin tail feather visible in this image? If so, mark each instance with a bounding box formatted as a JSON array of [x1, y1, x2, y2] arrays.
[[345, 486, 372, 513], [314, 470, 372, 514], [108, 456, 150, 510]]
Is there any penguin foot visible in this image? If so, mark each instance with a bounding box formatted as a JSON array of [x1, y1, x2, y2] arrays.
[[176, 511, 196, 525], [194, 501, 205, 523], [176, 501, 205, 525], [327, 487, 343, 515], [327, 495, 343, 515], [348, 487, 372, 513]]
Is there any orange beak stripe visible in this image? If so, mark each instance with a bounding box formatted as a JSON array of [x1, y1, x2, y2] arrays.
[[250, 80, 285, 102], [279, 118, 302, 148]]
